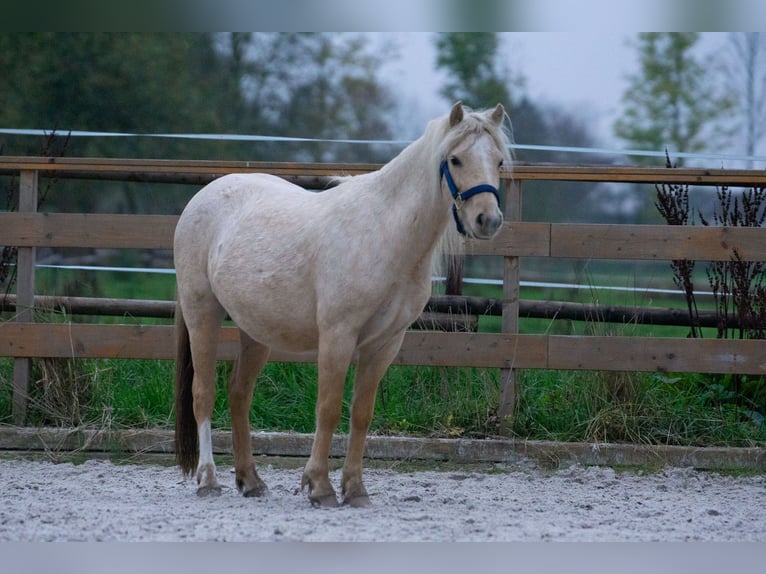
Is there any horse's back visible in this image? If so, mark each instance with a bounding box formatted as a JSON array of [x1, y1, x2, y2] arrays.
[[176, 173, 314, 252], [178, 173, 307, 225]]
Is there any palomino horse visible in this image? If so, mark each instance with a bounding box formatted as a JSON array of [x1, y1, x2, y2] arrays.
[[174, 102, 511, 507]]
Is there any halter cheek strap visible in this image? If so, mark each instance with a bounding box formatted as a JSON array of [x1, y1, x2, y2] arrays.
[[439, 159, 500, 236]]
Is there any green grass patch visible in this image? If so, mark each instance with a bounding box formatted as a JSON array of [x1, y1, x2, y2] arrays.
[[2, 355, 764, 447]]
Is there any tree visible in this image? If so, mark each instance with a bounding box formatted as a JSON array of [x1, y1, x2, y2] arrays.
[[241, 33, 395, 162], [726, 33, 766, 167], [614, 33, 732, 165], [0, 33, 395, 164], [0, 33, 244, 214], [434, 33, 518, 109], [0, 33, 236, 158]]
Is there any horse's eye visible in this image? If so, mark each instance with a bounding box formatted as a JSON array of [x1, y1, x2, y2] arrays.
[[450, 156, 462, 167], [498, 159, 504, 168]]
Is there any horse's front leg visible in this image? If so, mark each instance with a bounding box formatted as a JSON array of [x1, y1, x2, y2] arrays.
[[301, 333, 356, 508], [228, 331, 270, 497], [342, 331, 406, 507]]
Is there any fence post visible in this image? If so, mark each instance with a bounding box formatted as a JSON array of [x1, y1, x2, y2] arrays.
[[12, 170, 38, 425], [498, 177, 521, 426]]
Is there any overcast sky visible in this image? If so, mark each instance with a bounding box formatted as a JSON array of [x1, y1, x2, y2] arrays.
[[381, 32, 763, 166], [384, 33, 635, 146]]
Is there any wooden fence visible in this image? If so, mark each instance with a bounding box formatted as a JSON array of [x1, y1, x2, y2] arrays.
[[1, 156, 766, 425]]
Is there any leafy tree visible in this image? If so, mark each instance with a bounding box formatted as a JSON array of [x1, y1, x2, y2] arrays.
[[0, 33, 394, 164], [225, 33, 395, 163], [434, 33, 518, 109], [236, 33, 395, 162], [614, 33, 732, 165], [0, 33, 236, 159]]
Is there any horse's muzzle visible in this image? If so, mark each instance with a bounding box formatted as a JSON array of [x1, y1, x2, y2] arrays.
[[474, 211, 503, 239]]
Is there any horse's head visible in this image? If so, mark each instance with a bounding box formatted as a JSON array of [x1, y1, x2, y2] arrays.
[[440, 102, 510, 240]]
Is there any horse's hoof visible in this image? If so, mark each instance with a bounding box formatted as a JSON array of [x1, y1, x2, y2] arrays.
[[196, 485, 222, 497], [301, 471, 338, 508], [309, 493, 340, 508], [343, 494, 372, 508], [242, 483, 268, 498], [237, 475, 268, 498]]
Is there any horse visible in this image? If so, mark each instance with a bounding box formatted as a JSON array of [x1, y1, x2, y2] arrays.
[[174, 102, 512, 507]]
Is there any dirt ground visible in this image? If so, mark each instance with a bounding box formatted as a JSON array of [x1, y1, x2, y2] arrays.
[[1, 455, 765, 542]]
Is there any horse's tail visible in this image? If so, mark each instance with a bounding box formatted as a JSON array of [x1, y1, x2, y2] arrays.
[[174, 299, 198, 476]]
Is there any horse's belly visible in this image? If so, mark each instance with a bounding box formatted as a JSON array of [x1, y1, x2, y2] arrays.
[[208, 217, 322, 352], [218, 290, 320, 353], [245, 317, 318, 353]]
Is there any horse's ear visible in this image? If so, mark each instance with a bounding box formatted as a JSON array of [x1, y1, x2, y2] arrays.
[[490, 103, 505, 126], [449, 101, 464, 127]]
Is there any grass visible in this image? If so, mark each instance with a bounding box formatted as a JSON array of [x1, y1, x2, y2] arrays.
[[514, 370, 766, 446], [2, 355, 764, 447]]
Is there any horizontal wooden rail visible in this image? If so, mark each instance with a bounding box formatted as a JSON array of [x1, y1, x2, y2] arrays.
[[0, 293, 739, 329], [548, 224, 766, 261], [0, 157, 379, 178], [2, 156, 766, 186], [3, 212, 766, 261], [512, 164, 766, 186], [0, 213, 177, 249], [1, 323, 763, 374], [0, 323, 530, 369]]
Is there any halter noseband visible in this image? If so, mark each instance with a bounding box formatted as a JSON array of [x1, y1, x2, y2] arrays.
[[439, 159, 500, 236]]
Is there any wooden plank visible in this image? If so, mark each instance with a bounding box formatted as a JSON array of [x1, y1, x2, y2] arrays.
[[0, 156, 379, 177], [0, 213, 178, 249], [13, 170, 38, 425], [499, 179, 523, 420], [395, 332, 546, 369], [2, 156, 765, 186], [551, 224, 766, 261], [0, 323, 546, 368], [8, 215, 766, 262], [0, 323, 244, 361], [0, 293, 741, 329], [548, 335, 766, 374], [3, 322, 765, 374], [512, 164, 766, 186], [463, 221, 549, 256], [0, 214, 554, 256]]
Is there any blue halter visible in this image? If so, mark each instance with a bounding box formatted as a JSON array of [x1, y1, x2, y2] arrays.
[[440, 159, 500, 236]]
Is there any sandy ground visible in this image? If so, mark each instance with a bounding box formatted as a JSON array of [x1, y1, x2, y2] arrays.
[[1, 456, 765, 542]]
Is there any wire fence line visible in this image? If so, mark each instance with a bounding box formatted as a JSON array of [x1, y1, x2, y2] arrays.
[[29, 263, 713, 300], [2, 128, 766, 165]]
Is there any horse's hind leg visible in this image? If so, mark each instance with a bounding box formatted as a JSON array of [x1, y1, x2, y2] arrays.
[[228, 330, 270, 497], [187, 302, 226, 496], [342, 331, 406, 507]]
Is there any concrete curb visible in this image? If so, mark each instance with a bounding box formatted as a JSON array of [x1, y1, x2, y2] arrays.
[[0, 426, 764, 471]]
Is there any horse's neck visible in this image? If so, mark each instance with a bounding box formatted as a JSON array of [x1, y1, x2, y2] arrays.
[[374, 134, 449, 246]]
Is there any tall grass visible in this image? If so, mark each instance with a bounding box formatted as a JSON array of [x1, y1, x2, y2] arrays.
[[514, 369, 765, 446], [1, 355, 764, 446]]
